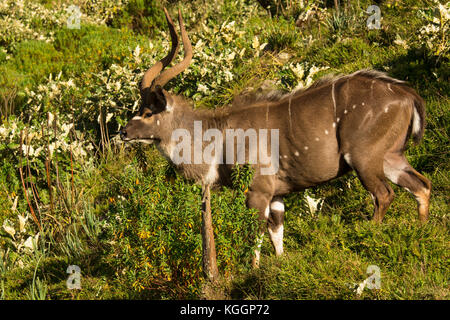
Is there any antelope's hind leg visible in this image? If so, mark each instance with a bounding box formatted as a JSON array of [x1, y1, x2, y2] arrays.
[[245, 176, 286, 267], [345, 153, 395, 223], [383, 152, 432, 223]]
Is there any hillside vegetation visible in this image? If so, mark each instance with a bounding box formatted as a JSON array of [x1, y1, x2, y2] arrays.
[[0, 0, 448, 299]]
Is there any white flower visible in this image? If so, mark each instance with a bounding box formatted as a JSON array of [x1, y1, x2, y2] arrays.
[[252, 36, 260, 50], [223, 70, 234, 81], [11, 196, 18, 213], [439, 3, 450, 21], [105, 112, 114, 123], [0, 126, 8, 138], [304, 193, 324, 215], [23, 233, 39, 252], [2, 220, 15, 239], [61, 123, 73, 136], [67, 79, 75, 87], [356, 278, 369, 296], [197, 84, 209, 94], [133, 44, 141, 58], [394, 35, 409, 49], [195, 39, 204, 49], [291, 63, 305, 80], [48, 112, 54, 126], [133, 44, 141, 63], [18, 213, 28, 233], [21, 144, 35, 156]]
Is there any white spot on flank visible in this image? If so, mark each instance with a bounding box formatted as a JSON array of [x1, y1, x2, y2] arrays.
[[324, 130, 329, 135], [352, 104, 356, 109], [344, 109, 348, 114], [315, 137, 320, 141], [362, 102, 365, 106], [150, 135, 154, 139], [283, 155, 288, 159], [294, 151, 299, 156], [156, 120, 160, 126], [332, 122, 336, 128], [132, 116, 142, 120], [384, 107, 389, 113], [337, 117, 340, 123], [304, 146, 309, 150]]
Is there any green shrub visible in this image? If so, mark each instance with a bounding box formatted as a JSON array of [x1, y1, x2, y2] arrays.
[[9, 41, 63, 87], [110, 0, 166, 35]]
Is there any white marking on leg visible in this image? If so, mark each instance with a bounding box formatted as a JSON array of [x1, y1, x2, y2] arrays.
[[270, 199, 285, 212], [268, 225, 284, 256], [383, 161, 407, 184], [344, 153, 352, 167], [370, 193, 376, 206]]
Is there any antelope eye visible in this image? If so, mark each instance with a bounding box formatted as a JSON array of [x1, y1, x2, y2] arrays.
[[144, 112, 152, 118]]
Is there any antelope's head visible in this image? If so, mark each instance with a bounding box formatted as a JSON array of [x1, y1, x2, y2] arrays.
[[120, 8, 192, 144]]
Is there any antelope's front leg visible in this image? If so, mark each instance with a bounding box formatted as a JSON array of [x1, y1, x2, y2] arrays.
[[246, 191, 270, 268], [245, 177, 276, 268]]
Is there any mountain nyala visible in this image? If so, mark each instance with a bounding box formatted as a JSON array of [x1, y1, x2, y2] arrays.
[[120, 8, 431, 266]]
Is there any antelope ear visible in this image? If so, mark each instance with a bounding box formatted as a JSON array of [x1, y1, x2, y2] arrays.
[[150, 85, 167, 114]]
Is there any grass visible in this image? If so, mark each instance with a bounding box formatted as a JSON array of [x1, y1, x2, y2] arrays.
[[0, 0, 448, 300]]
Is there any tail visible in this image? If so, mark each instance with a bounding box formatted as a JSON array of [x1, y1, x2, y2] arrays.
[[409, 89, 426, 145]]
